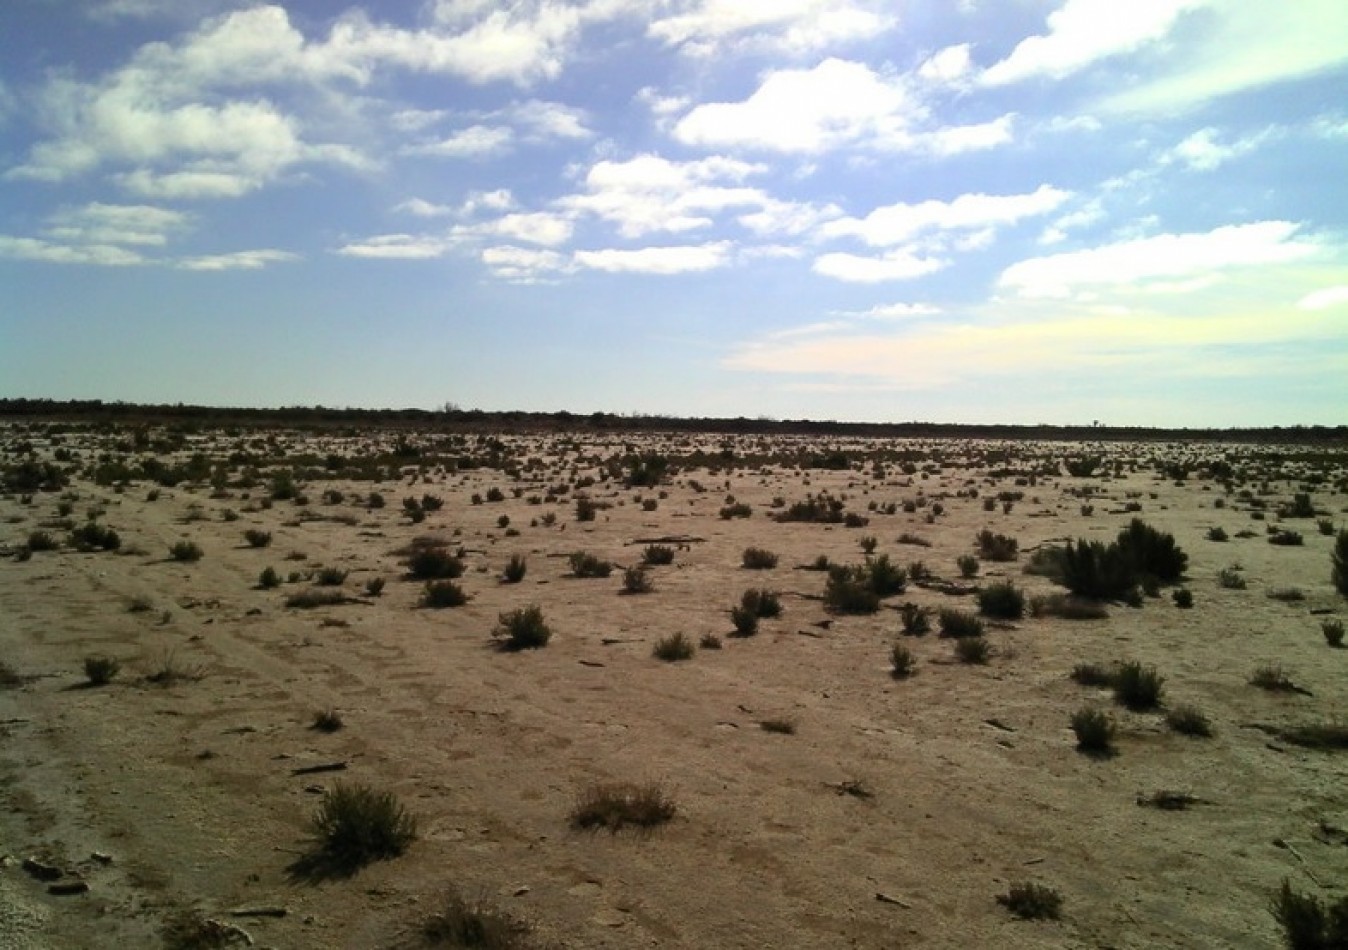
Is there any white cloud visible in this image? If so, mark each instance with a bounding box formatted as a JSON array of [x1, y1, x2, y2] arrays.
[[1102, 0, 1348, 114], [335, 234, 449, 259], [845, 302, 942, 319], [812, 250, 946, 283], [738, 198, 843, 237], [390, 108, 448, 132], [575, 242, 734, 274], [1163, 126, 1272, 171], [648, 0, 896, 57], [395, 198, 455, 218], [177, 249, 298, 270], [922, 115, 1015, 156], [115, 168, 265, 199], [45, 202, 191, 246], [0, 236, 146, 266], [457, 212, 574, 247], [506, 99, 591, 140], [480, 244, 573, 281], [1000, 221, 1321, 298], [558, 153, 768, 238], [822, 185, 1071, 248], [1297, 286, 1348, 311], [980, 0, 1207, 86], [918, 44, 973, 84], [405, 124, 513, 158]]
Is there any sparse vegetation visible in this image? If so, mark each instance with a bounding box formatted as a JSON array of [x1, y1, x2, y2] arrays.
[[169, 540, 203, 562], [570, 782, 676, 832], [502, 554, 527, 584], [741, 588, 783, 619], [286, 588, 348, 609], [70, 521, 120, 551], [1071, 663, 1115, 687], [652, 632, 694, 662], [315, 566, 348, 586], [975, 530, 1019, 562], [998, 882, 1063, 920], [938, 608, 984, 639], [1322, 619, 1345, 648], [407, 546, 464, 580], [1270, 879, 1348, 949], [494, 605, 551, 650], [304, 781, 416, 874], [364, 577, 385, 597], [955, 636, 991, 664], [642, 544, 675, 566], [978, 581, 1025, 620], [312, 709, 344, 733], [1218, 566, 1247, 590], [244, 529, 272, 548], [422, 890, 535, 949], [622, 565, 653, 594], [760, 717, 796, 734], [1071, 706, 1115, 754], [742, 547, 779, 570], [899, 602, 931, 636], [421, 580, 468, 609], [1249, 665, 1300, 693], [83, 654, 120, 686], [1112, 661, 1164, 711], [1165, 705, 1213, 738], [1030, 593, 1109, 620], [957, 554, 979, 578], [729, 603, 759, 636], [891, 643, 916, 678], [258, 566, 281, 589]]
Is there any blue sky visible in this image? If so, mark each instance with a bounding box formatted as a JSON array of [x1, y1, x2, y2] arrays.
[[1, 0, 1346, 426]]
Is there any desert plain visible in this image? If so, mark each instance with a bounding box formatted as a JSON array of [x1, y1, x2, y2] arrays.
[[2, 420, 1346, 949]]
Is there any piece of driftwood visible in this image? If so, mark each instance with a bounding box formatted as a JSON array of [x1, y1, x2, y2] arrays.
[[290, 761, 348, 776]]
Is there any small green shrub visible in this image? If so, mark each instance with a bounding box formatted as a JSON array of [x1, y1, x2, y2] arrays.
[[286, 589, 347, 609], [502, 554, 527, 584], [955, 636, 991, 664], [1270, 879, 1348, 950], [938, 608, 984, 639], [1206, 526, 1228, 542], [570, 782, 675, 832], [622, 566, 653, 594], [569, 551, 612, 578], [421, 580, 468, 609], [642, 544, 675, 566], [652, 632, 695, 662], [307, 782, 416, 871], [1165, 704, 1213, 738], [730, 603, 759, 636], [315, 566, 348, 586], [1218, 566, 1247, 590], [407, 547, 464, 580], [364, 577, 385, 597], [1269, 529, 1304, 546], [312, 709, 344, 733], [899, 602, 930, 636], [719, 502, 752, 519], [70, 521, 120, 552], [1249, 665, 1299, 692], [975, 530, 1019, 562], [956, 554, 979, 578], [699, 633, 723, 650], [494, 605, 551, 650], [575, 497, 598, 522], [258, 566, 281, 589], [1071, 662, 1115, 687], [741, 588, 783, 619], [1323, 619, 1345, 648], [244, 529, 272, 548], [1113, 661, 1164, 711], [1071, 706, 1116, 755], [823, 565, 881, 615], [891, 643, 916, 678], [422, 890, 534, 949], [742, 547, 779, 570], [1318, 519, 1335, 537], [998, 882, 1063, 920], [83, 654, 120, 686], [859, 535, 878, 555], [1172, 588, 1194, 609], [978, 581, 1025, 620], [169, 541, 203, 562], [26, 530, 59, 552]]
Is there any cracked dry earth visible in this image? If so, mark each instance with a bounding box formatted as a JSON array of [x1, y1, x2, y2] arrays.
[[2, 426, 1347, 948]]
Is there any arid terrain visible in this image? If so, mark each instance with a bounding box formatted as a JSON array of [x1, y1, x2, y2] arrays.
[[2, 422, 1346, 949]]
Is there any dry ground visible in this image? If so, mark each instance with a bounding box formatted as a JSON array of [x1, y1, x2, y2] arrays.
[[2, 425, 1346, 949]]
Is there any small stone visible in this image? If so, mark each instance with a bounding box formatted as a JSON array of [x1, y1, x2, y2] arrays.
[[22, 857, 62, 881], [90, 852, 113, 865], [48, 881, 90, 896]]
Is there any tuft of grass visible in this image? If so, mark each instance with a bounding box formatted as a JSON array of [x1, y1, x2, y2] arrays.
[[1172, 588, 1194, 609], [1270, 879, 1348, 949], [621, 565, 653, 594], [568, 551, 613, 578], [1071, 662, 1115, 687], [303, 781, 416, 875], [699, 633, 723, 650], [742, 547, 779, 570], [494, 605, 551, 651], [899, 602, 931, 636], [759, 718, 797, 735], [315, 566, 348, 586], [243, 529, 272, 548], [1217, 566, 1247, 590], [956, 554, 979, 578], [502, 554, 527, 584], [26, 530, 59, 552], [955, 636, 991, 665], [642, 544, 675, 566], [978, 581, 1025, 620], [169, 540, 203, 562], [312, 709, 344, 733], [1249, 665, 1300, 693], [890, 643, 916, 678], [1267, 587, 1306, 603], [1206, 526, 1229, 542], [286, 588, 347, 610], [997, 882, 1063, 920], [421, 580, 468, 609], [569, 781, 676, 832], [1070, 706, 1116, 755], [938, 608, 984, 639], [1322, 619, 1345, 648], [364, 577, 385, 597], [1165, 704, 1213, 738], [652, 632, 695, 662], [258, 566, 281, 589], [1112, 661, 1164, 711], [83, 654, 120, 686], [145, 651, 204, 686], [729, 604, 759, 637], [741, 588, 783, 619], [422, 889, 535, 949]]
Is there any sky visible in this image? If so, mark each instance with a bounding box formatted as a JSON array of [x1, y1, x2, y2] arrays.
[[1, 0, 1346, 427]]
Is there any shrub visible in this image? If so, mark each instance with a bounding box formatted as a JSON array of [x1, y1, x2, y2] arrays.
[[1318, 519, 1335, 537], [1206, 526, 1228, 542], [1172, 588, 1194, 609], [1218, 566, 1247, 590], [258, 566, 281, 589], [26, 530, 59, 552], [1270, 879, 1348, 950], [719, 502, 752, 519], [899, 602, 930, 636], [408, 547, 464, 580], [642, 544, 675, 566], [145, 650, 204, 686], [975, 530, 1019, 562], [70, 521, 120, 552], [422, 890, 534, 949], [897, 532, 932, 548], [823, 565, 881, 615], [730, 604, 759, 636], [421, 581, 468, 609], [955, 636, 991, 664], [1334, 530, 1348, 598], [867, 554, 906, 596], [1030, 594, 1109, 620], [315, 566, 348, 586], [244, 529, 272, 548], [1268, 587, 1306, 603], [891, 643, 917, 678], [494, 605, 551, 650], [569, 551, 612, 578], [570, 782, 675, 832], [169, 541, 203, 562], [742, 547, 779, 570], [938, 608, 984, 639], [83, 654, 120, 686], [1165, 704, 1213, 738], [978, 581, 1025, 620], [1116, 518, 1188, 582], [1071, 663, 1115, 687], [957, 554, 979, 578], [312, 709, 344, 733], [364, 577, 385, 597], [699, 633, 722, 650], [622, 566, 653, 594], [1113, 661, 1164, 711], [1269, 529, 1304, 546], [742, 588, 782, 618], [1250, 665, 1299, 692], [1071, 707, 1116, 754], [998, 882, 1063, 920], [307, 782, 416, 872], [286, 589, 347, 609], [652, 632, 694, 662], [760, 718, 796, 734], [502, 554, 527, 584], [859, 535, 878, 555], [1323, 619, 1345, 648], [575, 497, 598, 522]]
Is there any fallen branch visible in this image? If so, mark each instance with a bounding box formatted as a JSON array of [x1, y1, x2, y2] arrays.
[[290, 761, 347, 776]]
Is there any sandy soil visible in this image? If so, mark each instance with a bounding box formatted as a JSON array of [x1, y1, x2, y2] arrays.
[[2, 426, 1346, 949]]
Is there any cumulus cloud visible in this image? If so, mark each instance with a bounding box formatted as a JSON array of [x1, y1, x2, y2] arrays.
[[335, 234, 450, 259], [176, 248, 298, 270], [45, 202, 191, 246], [480, 244, 574, 281], [1162, 126, 1273, 171], [574, 241, 734, 274], [812, 250, 947, 283], [822, 185, 1070, 248], [404, 124, 513, 158], [456, 211, 574, 246], [1000, 221, 1321, 298], [0, 236, 146, 266], [647, 0, 896, 57]]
